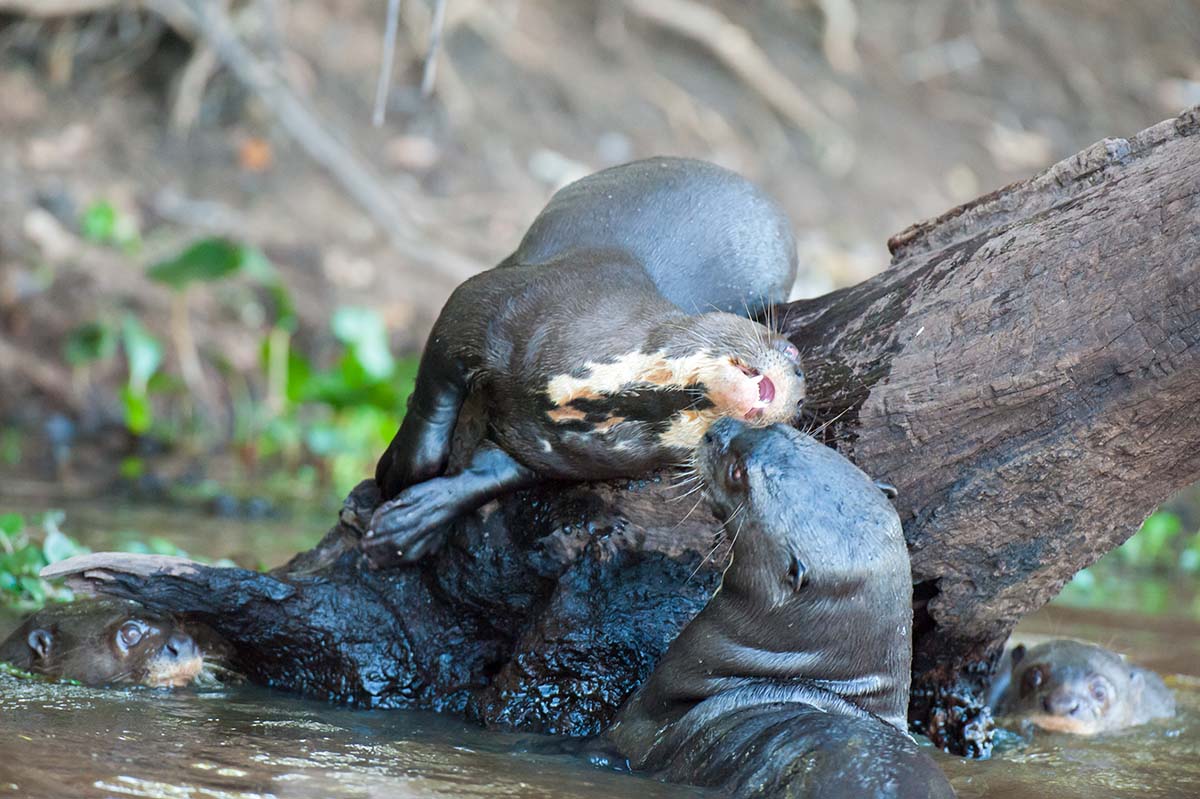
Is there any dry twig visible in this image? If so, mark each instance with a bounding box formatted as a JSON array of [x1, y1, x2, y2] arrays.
[[623, 0, 839, 136], [420, 0, 447, 98], [372, 0, 403, 126]]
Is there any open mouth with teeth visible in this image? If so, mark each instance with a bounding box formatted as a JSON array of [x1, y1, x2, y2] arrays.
[[734, 362, 777, 419]]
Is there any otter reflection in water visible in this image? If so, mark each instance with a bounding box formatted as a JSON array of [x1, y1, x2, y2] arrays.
[[0, 598, 223, 688], [990, 638, 1176, 735]]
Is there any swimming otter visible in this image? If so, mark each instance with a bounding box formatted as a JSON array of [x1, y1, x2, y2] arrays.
[[0, 599, 207, 688], [989, 639, 1176, 735], [365, 157, 804, 566], [605, 419, 955, 798]]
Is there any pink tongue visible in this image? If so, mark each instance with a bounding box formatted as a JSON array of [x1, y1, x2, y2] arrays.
[[758, 375, 775, 404]]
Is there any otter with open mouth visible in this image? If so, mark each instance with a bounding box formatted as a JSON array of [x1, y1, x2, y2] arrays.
[[364, 157, 805, 566], [605, 419, 955, 798], [0, 599, 215, 688]]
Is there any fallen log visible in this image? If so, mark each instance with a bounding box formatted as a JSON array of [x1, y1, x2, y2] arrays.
[[45, 106, 1200, 757]]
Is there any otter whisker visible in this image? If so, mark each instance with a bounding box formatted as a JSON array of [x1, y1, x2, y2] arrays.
[[668, 481, 708, 503], [811, 404, 855, 439], [667, 470, 700, 489], [687, 535, 726, 583], [671, 492, 711, 534]]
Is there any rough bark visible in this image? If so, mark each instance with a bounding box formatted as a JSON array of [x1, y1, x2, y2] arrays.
[[45, 107, 1200, 757]]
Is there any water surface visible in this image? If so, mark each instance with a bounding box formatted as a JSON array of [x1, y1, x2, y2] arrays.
[[1, 498, 1197, 798]]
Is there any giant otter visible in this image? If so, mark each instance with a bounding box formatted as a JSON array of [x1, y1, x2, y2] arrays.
[[989, 639, 1176, 735], [605, 419, 955, 798], [0, 599, 209, 688], [365, 157, 805, 566]]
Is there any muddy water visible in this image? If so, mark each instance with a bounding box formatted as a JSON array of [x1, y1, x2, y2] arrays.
[[1, 501, 1198, 798]]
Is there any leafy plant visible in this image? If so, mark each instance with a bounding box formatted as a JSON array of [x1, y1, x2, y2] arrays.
[[1058, 509, 1200, 608], [0, 512, 87, 609], [80, 200, 140, 252], [64, 321, 117, 366], [120, 315, 165, 435]]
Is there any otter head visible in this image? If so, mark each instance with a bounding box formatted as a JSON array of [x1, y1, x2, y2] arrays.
[[1, 599, 204, 688], [1001, 640, 1175, 735], [659, 313, 805, 427], [694, 418, 912, 729]]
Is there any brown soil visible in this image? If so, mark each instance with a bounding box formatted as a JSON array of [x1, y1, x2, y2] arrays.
[[1, 0, 1198, 465]]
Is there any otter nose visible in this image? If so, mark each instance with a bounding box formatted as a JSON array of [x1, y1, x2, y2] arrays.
[[165, 632, 199, 660], [705, 417, 742, 449], [1043, 690, 1080, 717]]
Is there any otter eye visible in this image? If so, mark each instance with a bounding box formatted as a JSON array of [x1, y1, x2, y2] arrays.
[[117, 621, 145, 651], [726, 459, 747, 491], [1089, 679, 1108, 703], [773, 340, 800, 365], [1021, 665, 1046, 697], [786, 555, 808, 591]]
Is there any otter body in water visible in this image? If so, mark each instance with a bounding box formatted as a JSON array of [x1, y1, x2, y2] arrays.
[[606, 419, 955, 798], [365, 158, 804, 566], [989, 639, 1176, 735], [0, 599, 208, 688]]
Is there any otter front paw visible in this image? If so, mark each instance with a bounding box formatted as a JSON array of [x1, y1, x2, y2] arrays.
[[361, 478, 462, 567]]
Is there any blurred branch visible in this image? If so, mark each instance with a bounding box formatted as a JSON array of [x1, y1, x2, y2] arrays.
[[372, 0, 402, 126], [816, 0, 860, 74], [144, 0, 478, 279], [419, 0, 447, 98], [623, 0, 840, 136], [1, 0, 478, 279], [0, 336, 75, 407], [0, 0, 121, 14], [169, 0, 227, 132]]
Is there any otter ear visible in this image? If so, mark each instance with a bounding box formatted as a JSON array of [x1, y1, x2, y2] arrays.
[[27, 629, 52, 661], [874, 481, 898, 500], [1010, 644, 1026, 667]]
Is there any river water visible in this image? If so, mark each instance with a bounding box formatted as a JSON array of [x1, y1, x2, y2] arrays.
[[0, 498, 1197, 799]]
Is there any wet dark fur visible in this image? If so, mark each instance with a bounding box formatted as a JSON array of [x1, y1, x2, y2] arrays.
[[0, 599, 208, 687], [989, 639, 1176, 735], [606, 420, 955, 798], [365, 158, 800, 565]]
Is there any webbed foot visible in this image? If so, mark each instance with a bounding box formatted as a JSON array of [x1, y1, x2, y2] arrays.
[[361, 478, 464, 567]]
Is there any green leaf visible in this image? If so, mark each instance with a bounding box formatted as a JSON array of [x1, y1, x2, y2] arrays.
[[42, 529, 89, 564], [0, 513, 23, 538], [147, 238, 246, 289], [120, 387, 153, 435], [17, 575, 45, 604], [64, 322, 117, 366], [119, 456, 145, 480], [80, 201, 118, 242], [266, 282, 298, 331], [238, 245, 276, 284], [121, 315, 163, 395], [331, 307, 394, 381]]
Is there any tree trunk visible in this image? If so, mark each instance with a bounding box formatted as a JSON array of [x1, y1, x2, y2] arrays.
[[45, 106, 1200, 757]]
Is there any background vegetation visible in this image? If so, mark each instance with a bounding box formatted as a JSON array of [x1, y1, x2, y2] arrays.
[[1, 0, 1198, 614]]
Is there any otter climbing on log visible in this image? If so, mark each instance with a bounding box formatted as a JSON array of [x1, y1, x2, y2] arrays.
[[35, 108, 1200, 757], [365, 157, 806, 566]]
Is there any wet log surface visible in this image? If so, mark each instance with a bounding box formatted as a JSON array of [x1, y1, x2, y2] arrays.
[[46, 106, 1200, 757]]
